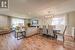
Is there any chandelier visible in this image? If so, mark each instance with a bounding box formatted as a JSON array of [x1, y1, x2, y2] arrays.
[[45, 10, 54, 18]]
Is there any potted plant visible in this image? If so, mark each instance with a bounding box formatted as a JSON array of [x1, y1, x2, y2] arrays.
[[27, 23, 31, 27]]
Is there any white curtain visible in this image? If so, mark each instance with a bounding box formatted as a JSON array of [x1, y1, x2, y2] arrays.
[[11, 18, 24, 28], [52, 17, 65, 25]]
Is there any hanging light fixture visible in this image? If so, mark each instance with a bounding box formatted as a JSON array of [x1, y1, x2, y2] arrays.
[[45, 10, 54, 18]]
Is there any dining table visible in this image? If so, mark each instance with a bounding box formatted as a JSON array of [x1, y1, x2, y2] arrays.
[[42, 28, 61, 38]]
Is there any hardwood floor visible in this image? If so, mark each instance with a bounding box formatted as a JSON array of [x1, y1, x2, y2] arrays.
[[0, 32, 75, 50]]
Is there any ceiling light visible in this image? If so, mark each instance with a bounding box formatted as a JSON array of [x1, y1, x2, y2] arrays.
[[45, 14, 54, 18]]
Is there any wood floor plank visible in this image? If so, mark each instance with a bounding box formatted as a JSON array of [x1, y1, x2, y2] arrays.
[[0, 32, 75, 50]]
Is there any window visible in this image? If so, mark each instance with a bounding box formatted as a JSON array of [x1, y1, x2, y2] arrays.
[[32, 20, 38, 26], [11, 18, 24, 28], [0, 0, 8, 8], [52, 17, 65, 25]]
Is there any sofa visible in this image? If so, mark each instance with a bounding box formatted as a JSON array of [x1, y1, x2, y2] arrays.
[[0, 26, 11, 35], [26, 27, 38, 37]]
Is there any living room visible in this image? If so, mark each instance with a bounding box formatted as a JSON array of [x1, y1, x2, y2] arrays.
[[0, 0, 75, 50]]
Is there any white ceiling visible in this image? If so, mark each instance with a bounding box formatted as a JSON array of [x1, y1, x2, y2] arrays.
[[0, 0, 75, 18]]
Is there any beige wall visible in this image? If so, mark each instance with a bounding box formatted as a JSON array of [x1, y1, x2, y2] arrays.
[[68, 12, 75, 27], [0, 15, 10, 27], [66, 11, 75, 36]]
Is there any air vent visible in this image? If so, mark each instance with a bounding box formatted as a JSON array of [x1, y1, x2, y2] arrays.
[[0, 0, 8, 9]]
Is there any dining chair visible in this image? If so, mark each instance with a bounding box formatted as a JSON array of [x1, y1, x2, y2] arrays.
[[48, 25, 55, 37], [55, 25, 67, 43], [42, 25, 47, 35]]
